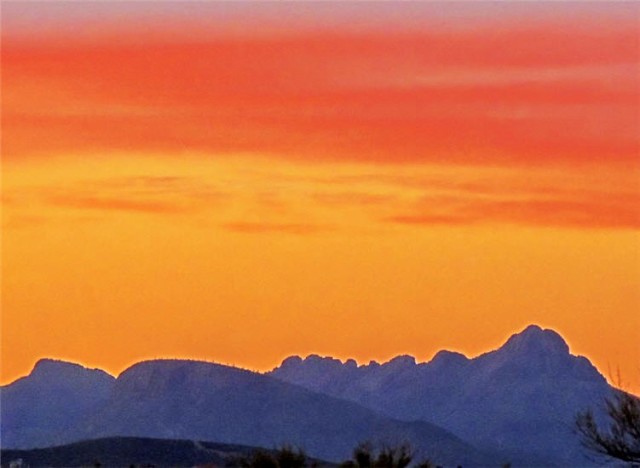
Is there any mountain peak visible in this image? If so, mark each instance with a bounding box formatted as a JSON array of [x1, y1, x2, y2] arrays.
[[24, 359, 115, 390], [302, 354, 349, 371], [430, 350, 469, 368], [33, 357, 79, 371], [278, 355, 304, 370], [118, 358, 246, 379], [278, 355, 359, 372], [501, 324, 569, 356], [31, 358, 113, 379], [385, 355, 417, 368]]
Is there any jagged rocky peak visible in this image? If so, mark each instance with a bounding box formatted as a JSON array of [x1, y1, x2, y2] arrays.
[[384, 355, 417, 369], [305, 354, 339, 363], [303, 354, 351, 372], [430, 350, 469, 368], [501, 324, 570, 356], [278, 355, 304, 370], [344, 358, 358, 369], [279, 355, 358, 369]]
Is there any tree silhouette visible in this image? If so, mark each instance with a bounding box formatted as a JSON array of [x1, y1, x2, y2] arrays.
[[233, 442, 435, 468], [340, 442, 433, 468], [575, 390, 640, 463], [233, 445, 309, 468]]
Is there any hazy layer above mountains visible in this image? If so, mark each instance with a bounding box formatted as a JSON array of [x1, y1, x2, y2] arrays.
[[1, 325, 618, 466]]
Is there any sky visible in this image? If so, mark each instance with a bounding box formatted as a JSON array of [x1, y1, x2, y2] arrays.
[[2, 1, 639, 392]]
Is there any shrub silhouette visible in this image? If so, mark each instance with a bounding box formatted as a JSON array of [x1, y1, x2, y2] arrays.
[[233, 445, 309, 468], [340, 442, 433, 468], [233, 442, 434, 468], [575, 390, 640, 463]]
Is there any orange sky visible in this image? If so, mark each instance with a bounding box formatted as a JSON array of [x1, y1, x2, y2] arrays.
[[2, 2, 639, 391]]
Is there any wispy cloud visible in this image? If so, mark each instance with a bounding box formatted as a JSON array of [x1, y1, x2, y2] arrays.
[[310, 192, 397, 207], [4, 160, 638, 232], [385, 189, 640, 230], [34, 175, 228, 216], [3, 15, 637, 166], [223, 222, 329, 235], [46, 194, 191, 215]]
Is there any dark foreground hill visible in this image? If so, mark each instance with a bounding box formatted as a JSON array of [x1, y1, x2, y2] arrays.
[[1, 360, 497, 466], [0, 436, 327, 467]]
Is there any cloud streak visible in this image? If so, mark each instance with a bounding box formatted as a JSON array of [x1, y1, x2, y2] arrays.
[[223, 222, 329, 235], [5, 161, 636, 232], [5, 175, 227, 218], [387, 196, 640, 230], [47, 194, 191, 215], [3, 12, 637, 167]]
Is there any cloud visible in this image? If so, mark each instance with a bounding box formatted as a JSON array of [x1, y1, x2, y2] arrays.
[[3, 18, 637, 167], [385, 192, 640, 230], [222, 222, 329, 235], [5, 158, 637, 232], [310, 192, 397, 207], [47, 194, 191, 215], [25, 175, 227, 216], [2, 214, 50, 229], [81, 176, 228, 203]]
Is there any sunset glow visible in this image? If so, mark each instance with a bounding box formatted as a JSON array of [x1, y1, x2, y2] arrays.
[[2, 2, 639, 391]]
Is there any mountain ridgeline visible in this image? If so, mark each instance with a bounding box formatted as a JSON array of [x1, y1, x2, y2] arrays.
[[1, 325, 616, 466], [1, 360, 497, 465], [271, 325, 612, 465]]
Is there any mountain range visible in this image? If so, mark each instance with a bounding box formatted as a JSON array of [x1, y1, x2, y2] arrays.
[[271, 325, 613, 465], [1, 325, 618, 466], [2, 358, 496, 465]]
